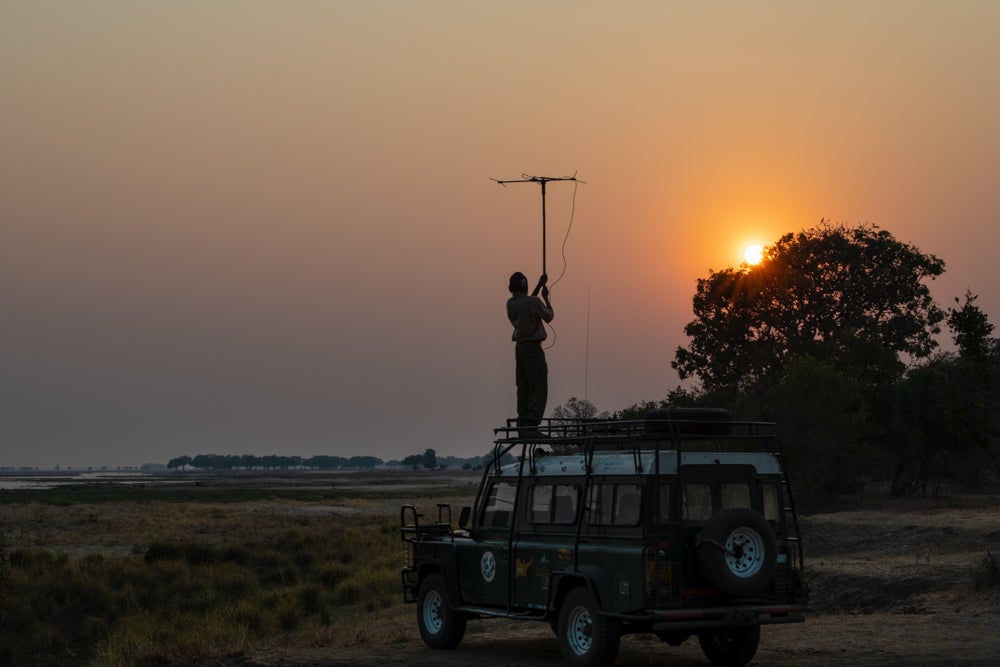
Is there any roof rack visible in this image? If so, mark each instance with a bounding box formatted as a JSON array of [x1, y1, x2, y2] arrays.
[[493, 408, 777, 445]]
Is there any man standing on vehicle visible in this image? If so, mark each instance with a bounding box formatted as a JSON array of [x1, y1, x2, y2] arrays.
[[507, 272, 554, 435]]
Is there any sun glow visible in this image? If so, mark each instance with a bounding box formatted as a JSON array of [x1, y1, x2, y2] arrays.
[[743, 244, 764, 265]]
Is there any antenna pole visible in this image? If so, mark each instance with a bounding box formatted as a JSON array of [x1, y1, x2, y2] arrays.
[[541, 179, 547, 275], [491, 173, 583, 277]]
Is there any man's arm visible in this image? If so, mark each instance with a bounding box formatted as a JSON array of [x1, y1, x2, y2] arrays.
[[539, 286, 554, 322], [531, 273, 548, 297]]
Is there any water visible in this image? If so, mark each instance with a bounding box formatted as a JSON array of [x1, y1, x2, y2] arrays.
[[0, 471, 153, 491]]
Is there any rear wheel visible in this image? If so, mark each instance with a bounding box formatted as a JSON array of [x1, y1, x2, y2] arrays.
[[698, 626, 760, 666], [416, 573, 466, 650], [558, 587, 620, 666]]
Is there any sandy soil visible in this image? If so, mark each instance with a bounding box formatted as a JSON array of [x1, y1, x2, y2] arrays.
[[4, 473, 1000, 665]]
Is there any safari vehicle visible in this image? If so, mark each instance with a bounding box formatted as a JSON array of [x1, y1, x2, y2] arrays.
[[400, 408, 808, 666]]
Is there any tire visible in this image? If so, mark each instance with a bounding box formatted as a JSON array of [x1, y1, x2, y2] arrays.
[[558, 587, 620, 667], [416, 573, 467, 650], [698, 626, 760, 666], [696, 508, 777, 597]]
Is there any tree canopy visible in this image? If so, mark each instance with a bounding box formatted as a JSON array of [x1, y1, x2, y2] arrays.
[[672, 222, 945, 390]]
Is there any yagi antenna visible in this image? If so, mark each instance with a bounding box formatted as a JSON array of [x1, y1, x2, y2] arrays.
[[491, 172, 584, 276]]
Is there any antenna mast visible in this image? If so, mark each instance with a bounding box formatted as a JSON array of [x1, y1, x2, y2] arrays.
[[492, 173, 582, 276]]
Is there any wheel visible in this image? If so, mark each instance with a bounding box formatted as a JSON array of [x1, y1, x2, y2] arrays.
[[698, 626, 760, 666], [416, 573, 467, 650], [696, 508, 777, 597], [558, 587, 620, 667]]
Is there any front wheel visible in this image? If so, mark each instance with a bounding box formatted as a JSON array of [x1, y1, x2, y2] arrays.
[[416, 573, 467, 650], [558, 587, 620, 667], [698, 626, 760, 666]]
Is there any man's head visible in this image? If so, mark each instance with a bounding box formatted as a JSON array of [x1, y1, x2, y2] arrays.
[[509, 271, 528, 294]]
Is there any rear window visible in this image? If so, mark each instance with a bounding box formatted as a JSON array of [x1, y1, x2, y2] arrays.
[[587, 483, 641, 526], [682, 483, 713, 520], [721, 483, 751, 509]]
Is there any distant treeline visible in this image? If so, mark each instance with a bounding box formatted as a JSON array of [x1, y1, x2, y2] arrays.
[[166, 452, 487, 471]]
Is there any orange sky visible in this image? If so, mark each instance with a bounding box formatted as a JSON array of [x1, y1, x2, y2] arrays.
[[3, 1, 999, 467]]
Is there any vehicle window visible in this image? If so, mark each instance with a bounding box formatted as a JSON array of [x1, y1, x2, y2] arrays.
[[657, 483, 672, 523], [683, 483, 713, 520], [530, 484, 578, 524], [762, 482, 780, 521], [480, 481, 517, 529], [588, 484, 641, 526], [615, 485, 641, 525], [721, 483, 751, 509]]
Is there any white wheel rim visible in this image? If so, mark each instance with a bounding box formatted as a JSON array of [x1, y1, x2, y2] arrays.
[[724, 527, 765, 578], [423, 590, 444, 634], [566, 605, 593, 655]]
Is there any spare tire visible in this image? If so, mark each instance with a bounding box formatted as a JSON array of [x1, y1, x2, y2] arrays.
[[696, 507, 777, 597]]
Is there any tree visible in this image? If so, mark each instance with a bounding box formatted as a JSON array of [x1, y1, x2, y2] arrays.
[[942, 292, 1000, 480], [422, 448, 437, 470], [673, 222, 945, 390], [167, 455, 191, 471], [947, 290, 995, 360], [402, 454, 425, 470], [551, 397, 609, 420]]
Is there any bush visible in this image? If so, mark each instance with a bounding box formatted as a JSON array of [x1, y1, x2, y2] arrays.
[[972, 551, 1000, 590], [2, 511, 403, 665]]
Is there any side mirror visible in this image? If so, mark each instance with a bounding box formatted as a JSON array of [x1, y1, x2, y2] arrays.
[[458, 506, 471, 529]]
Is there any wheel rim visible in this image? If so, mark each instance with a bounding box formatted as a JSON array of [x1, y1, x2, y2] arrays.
[[422, 590, 444, 634], [566, 604, 593, 656], [724, 527, 765, 578]]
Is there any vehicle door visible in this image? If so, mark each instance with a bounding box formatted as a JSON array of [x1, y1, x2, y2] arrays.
[[463, 479, 517, 607], [512, 480, 581, 609]]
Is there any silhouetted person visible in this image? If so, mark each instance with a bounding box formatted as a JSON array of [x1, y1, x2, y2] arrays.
[[507, 272, 554, 435]]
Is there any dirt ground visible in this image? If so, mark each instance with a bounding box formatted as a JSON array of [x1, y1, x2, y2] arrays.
[[4, 473, 1000, 665], [239, 493, 1000, 666]]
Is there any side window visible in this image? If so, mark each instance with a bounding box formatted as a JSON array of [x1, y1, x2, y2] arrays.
[[721, 483, 751, 509], [762, 482, 780, 522], [683, 483, 713, 520], [587, 484, 614, 525], [615, 485, 641, 525], [588, 484, 642, 526], [480, 481, 517, 529], [530, 484, 579, 524]]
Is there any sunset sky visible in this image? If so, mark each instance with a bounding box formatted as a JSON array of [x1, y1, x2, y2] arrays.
[[4, 1, 999, 468]]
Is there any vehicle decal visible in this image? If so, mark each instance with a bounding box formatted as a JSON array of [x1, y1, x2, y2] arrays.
[[515, 556, 534, 578], [557, 548, 572, 561], [481, 550, 496, 583]]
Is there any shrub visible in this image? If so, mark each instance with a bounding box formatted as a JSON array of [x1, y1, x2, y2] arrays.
[[3, 506, 404, 665], [972, 551, 1000, 590]]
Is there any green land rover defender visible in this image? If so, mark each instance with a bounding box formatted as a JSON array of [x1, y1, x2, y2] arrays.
[[400, 408, 808, 666]]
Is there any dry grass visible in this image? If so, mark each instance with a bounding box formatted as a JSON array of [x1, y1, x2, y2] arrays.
[[0, 471, 479, 666]]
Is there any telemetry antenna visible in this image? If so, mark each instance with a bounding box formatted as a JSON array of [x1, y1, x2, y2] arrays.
[[492, 173, 583, 276]]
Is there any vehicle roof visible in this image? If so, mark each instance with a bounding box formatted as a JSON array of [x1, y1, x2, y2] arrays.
[[492, 450, 783, 477]]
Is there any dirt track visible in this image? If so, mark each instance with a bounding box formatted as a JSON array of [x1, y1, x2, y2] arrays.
[[240, 611, 1000, 666]]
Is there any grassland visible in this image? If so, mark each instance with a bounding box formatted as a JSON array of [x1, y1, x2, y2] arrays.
[[0, 470, 480, 666], [2, 470, 1000, 666]]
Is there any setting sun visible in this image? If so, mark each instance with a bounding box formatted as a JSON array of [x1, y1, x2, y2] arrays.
[[743, 244, 764, 265]]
